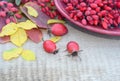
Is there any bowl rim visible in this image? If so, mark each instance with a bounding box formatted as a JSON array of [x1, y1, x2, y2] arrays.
[[54, 0, 120, 36]]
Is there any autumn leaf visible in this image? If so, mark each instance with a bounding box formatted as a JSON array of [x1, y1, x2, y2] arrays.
[[0, 23, 18, 37], [47, 19, 65, 24], [21, 50, 36, 61], [50, 36, 62, 43], [25, 5, 38, 17], [10, 28, 27, 47], [0, 17, 6, 32], [20, 2, 50, 28], [0, 36, 10, 44], [26, 28, 42, 43], [17, 20, 37, 30], [3, 47, 23, 61]]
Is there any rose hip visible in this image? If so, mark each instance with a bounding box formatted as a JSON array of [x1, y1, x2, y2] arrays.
[[43, 40, 58, 54], [66, 41, 81, 60], [51, 23, 68, 36]]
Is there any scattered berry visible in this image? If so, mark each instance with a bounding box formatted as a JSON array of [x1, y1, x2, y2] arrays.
[[43, 40, 58, 54], [66, 41, 82, 60], [51, 23, 68, 36]]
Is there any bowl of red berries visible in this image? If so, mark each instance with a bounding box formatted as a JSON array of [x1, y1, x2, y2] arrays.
[[54, 0, 120, 36]]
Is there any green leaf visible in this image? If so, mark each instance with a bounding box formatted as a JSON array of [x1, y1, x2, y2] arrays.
[[15, 0, 21, 6]]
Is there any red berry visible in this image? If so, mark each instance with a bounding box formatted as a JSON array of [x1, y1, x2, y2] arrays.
[[80, 2, 86, 6], [7, 3, 14, 7], [118, 16, 120, 24], [90, 3, 98, 9], [73, 15, 78, 21], [85, 10, 90, 16], [81, 19, 87, 25], [10, 16, 17, 23], [94, 20, 98, 25], [104, 6, 112, 11], [5, 18, 11, 24], [90, 10, 96, 15], [51, 1, 55, 6], [116, 2, 120, 8], [92, 15, 99, 20], [95, 7, 100, 12], [15, 13, 22, 19], [51, 24, 68, 36], [102, 21, 108, 29], [10, 7, 18, 12], [86, 16, 93, 21], [0, 11, 6, 17], [69, 13, 74, 18], [67, 41, 80, 56], [0, 2, 4, 6], [77, 11, 82, 17], [43, 40, 58, 54]]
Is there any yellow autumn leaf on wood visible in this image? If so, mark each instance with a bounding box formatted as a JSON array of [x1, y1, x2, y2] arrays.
[[25, 6, 38, 17], [17, 20, 37, 30], [10, 28, 27, 47], [47, 19, 65, 24], [0, 23, 18, 37], [3, 47, 23, 61], [50, 36, 62, 43], [21, 50, 36, 61]]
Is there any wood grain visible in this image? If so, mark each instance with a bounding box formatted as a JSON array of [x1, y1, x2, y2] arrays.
[[0, 24, 120, 81]]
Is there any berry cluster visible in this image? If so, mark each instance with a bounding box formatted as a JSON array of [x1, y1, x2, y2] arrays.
[[22, 0, 63, 19], [63, 0, 120, 29], [0, 1, 22, 24]]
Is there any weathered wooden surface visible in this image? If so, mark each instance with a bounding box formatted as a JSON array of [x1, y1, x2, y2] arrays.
[[0, 23, 120, 81]]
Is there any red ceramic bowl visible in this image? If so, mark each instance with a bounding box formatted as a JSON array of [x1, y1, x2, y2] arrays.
[[54, 0, 120, 36]]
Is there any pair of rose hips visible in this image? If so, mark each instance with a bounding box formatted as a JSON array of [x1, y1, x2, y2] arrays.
[[43, 23, 80, 57], [43, 40, 80, 56]]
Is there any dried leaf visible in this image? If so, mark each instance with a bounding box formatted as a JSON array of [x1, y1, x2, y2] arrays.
[[20, 2, 50, 28], [0, 23, 18, 37], [0, 36, 10, 44], [0, 17, 6, 32], [17, 20, 37, 30], [50, 36, 62, 43], [26, 28, 42, 43], [21, 50, 36, 61], [47, 19, 65, 24], [15, 0, 21, 6], [10, 28, 27, 47], [25, 5, 38, 17], [3, 47, 23, 61]]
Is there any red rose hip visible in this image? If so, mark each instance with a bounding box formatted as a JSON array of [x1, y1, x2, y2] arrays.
[[51, 23, 68, 36], [67, 41, 80, 56], [43, 40, 58, 54]]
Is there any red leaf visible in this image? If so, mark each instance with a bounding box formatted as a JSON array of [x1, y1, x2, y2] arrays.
[[26, 28, 43, 43], [20, 2, 50, 28], [0, 36, 10, 44]]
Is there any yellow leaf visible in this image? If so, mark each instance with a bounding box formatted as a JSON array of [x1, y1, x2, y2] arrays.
[[21, 50, 36, 61], [25, 6, 38, 17], [0, 23, 18, 37], [17, 20, 37, 30], [47, 19, 65, 24], [3, 47, 23, 61], [50, 36, 62, 43], [10, 28, 27, 47]]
